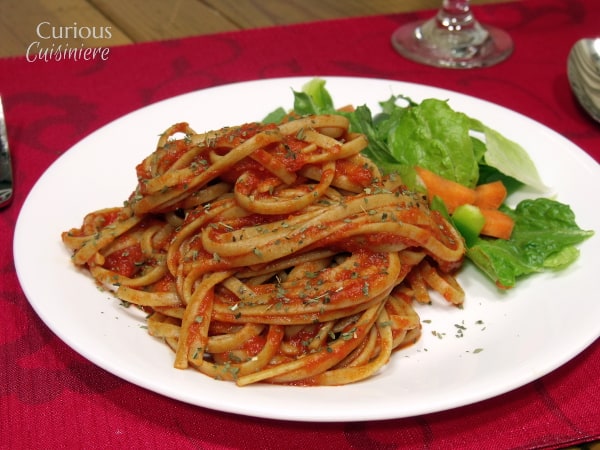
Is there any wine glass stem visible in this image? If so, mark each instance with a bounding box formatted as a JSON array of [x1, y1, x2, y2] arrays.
[[438, 0, 476, 31]]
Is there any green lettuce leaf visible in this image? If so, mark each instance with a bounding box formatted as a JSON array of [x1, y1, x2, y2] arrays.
[[293, 78, 335, 115], [262, 107, 287, 124], [386, 99, 479, 188], [466, 198, 594, 288], [478, 122, 546, 191]]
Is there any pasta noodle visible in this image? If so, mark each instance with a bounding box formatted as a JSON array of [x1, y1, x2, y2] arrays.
[[62, 114, 465, 386]]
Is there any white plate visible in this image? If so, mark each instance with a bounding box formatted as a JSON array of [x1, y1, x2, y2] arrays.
[[14, 76, 600, 422]]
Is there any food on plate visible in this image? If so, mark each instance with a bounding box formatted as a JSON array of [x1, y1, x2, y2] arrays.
[[62, 78, 594, 386], [62, 115, 466, 386]]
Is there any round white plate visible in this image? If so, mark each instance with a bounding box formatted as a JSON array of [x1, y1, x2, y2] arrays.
[[14, 76, 600, 422]]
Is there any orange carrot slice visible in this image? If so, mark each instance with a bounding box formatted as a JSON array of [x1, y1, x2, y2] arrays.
[[336, 104, 356, 112], [415, 166, 476, 213], [474, 181, 507, 210], [480, 208, 515, 240]]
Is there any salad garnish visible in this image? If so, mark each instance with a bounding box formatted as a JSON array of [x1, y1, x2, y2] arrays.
[[263, 78, 593, 289]]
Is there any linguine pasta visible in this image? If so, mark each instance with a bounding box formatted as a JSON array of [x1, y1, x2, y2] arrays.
[[62, 114, 465, 386]]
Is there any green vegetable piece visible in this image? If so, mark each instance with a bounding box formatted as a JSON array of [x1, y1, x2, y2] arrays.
[[262, 107, 287, 124], [292, 78, 335, 115], [452, 204, 485, 247], [302, 78, 334, 111], [387, 99, 479, 188], [466, 198, 594, 288], [481, 125, 547, 192]]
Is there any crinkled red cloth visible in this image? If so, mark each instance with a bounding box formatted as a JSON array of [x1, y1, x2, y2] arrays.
[[1, 0, 598, 448]]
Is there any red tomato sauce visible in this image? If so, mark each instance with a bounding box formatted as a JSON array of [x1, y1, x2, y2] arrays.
[[104, 245, 144, 278], [335, 158, 374, 187], [242, 335, 266, 356]]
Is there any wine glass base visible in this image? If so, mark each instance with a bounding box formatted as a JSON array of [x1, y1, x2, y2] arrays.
[[391, 19, 513, 69]]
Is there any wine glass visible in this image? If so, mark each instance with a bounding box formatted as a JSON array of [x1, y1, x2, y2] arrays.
[[391, 0, 513, 69]]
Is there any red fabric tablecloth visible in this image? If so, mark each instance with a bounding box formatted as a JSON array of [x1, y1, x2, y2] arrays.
[[1, 0, 598, 448]]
